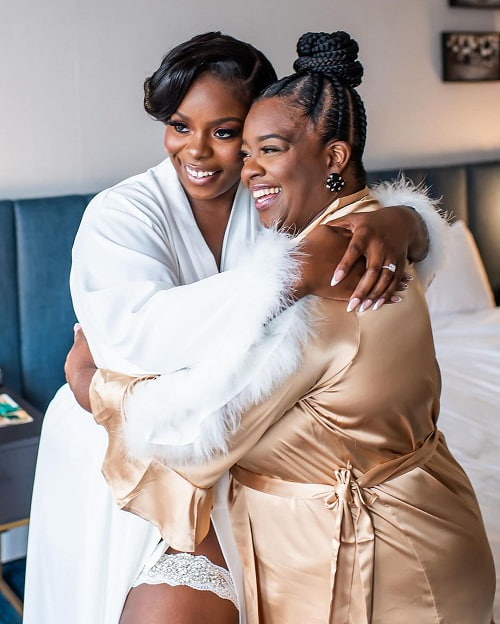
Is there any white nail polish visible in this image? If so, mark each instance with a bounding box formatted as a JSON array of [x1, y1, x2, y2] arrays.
[[347, 297, 360, 312], [332, 269, 345, 286]]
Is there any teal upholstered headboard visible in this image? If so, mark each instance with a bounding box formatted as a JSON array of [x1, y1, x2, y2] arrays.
[[368, 160, 500, 303], [0, 195, 93, 410]]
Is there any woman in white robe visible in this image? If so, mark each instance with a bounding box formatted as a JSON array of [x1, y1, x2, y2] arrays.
[[23, 32, 447, 624]]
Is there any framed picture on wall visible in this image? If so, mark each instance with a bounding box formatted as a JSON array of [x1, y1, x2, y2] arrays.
[[441, 32, 500, 81], [449, 0, 500, 7]]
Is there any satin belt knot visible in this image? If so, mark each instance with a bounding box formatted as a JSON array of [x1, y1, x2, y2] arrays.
[[323, 462, 375, 624], [324, 466, 353, 508], [323, 462, 377, 512], [230, 432, 440, 624], [231, 463, 376, 623]]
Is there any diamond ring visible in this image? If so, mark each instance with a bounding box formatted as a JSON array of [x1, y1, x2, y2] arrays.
[[382, 263, 397, 273]]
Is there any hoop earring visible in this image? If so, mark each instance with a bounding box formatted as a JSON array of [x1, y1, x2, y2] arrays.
[[325, 172, 345, 193]]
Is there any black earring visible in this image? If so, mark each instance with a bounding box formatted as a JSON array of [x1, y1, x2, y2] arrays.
[[325, 172, 345, 193]]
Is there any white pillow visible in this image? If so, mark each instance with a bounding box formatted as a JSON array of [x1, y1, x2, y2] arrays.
[[425, 220, 495, 317]]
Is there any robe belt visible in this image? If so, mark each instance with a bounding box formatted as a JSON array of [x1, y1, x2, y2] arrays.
[[231, 429, 441, 624]]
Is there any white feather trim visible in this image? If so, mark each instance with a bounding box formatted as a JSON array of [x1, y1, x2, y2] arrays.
[[371, 177, 450, 289], [124, 299, 314, 466], [123, 228, 312, 465]]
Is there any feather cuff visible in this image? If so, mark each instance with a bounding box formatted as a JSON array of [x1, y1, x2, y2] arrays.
[[123, 229, 312, 466], [371, 177, 450, 288]]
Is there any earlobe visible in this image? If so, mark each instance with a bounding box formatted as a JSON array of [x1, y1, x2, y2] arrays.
[[324, 141, 350, 193]]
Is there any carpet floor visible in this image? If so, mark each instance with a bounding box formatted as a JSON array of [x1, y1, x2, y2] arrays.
[[0, 558, 24, 624]]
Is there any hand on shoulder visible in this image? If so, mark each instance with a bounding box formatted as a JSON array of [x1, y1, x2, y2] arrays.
[[295, 224, 365, 300]]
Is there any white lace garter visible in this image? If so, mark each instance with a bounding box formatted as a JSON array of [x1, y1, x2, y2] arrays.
[[132, 552, 238, 609]]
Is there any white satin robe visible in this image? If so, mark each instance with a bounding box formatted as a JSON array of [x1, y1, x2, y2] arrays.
[[24, 158, 261, 624]]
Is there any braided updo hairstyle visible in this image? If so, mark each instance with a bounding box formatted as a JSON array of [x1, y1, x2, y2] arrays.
[[259, 31, 368, 184], [144, 32, 277, 123]]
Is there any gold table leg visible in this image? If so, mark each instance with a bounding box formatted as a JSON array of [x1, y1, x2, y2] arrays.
[[0, 518, 29, 616], [0, 575, 23, 615]]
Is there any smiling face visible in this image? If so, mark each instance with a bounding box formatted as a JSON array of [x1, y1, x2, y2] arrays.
[[163, 73, 249, 208], [240, 97, 336, 232]]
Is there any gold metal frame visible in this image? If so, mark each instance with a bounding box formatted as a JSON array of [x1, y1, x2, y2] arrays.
[[0, 518, 29, 615]]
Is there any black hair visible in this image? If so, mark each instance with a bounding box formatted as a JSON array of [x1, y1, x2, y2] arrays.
[[144, 32, 277, 123], [259, 31, 367, 185]]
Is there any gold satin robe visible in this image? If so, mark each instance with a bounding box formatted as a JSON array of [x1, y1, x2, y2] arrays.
[[90, 192, 496, 623]]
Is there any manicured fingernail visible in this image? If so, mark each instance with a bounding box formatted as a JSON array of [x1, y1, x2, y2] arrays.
[[399, 282, 409, 290], [359, 299, 373, 312], [403, 273, 414, 281], [391, 295, 402, 303], [331, 269, 345, 286], [73, 323, 82, 334], [346, 297, 361, 312], [372, 297, 385, 311]]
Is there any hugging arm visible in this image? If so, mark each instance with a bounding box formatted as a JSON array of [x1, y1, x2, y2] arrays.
[[333, 181, 447, 308], [72, 199, 306, 421], [69, 182, 445, 428], [87, 306, 329, 551], [72, 181, 444, 380], [65, 215, 430, 547]]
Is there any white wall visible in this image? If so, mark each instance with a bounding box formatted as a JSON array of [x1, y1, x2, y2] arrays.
[[0, 0, 499, 199]]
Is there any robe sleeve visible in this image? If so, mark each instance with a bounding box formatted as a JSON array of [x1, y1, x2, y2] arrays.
[[89, 298, 359, 550], [89, 326, 330, 551]]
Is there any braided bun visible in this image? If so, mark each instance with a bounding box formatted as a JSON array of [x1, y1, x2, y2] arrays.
[[293, 31, 363, 89]]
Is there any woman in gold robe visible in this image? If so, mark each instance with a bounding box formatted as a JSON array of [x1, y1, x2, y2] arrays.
[[68, 30, 496, 623]]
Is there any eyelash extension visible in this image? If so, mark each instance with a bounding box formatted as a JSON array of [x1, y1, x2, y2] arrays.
[[214, 128, 241, 139], [262, 146, 280, 154], [166, 120, 188, 131]]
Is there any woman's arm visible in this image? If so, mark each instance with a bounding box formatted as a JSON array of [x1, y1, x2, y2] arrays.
[[68, 186, 443, 431], [68, 305, 339, 550], [72, 178, 444, 377], [64, 324, 98, 413], [332, 180, 447, 309], [67, 227, 351, 454]]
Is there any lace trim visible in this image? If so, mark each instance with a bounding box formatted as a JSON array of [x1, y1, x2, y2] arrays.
[[132, 552, 238, 609]]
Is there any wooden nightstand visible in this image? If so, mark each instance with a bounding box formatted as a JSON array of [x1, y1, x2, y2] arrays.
[[0, 385, 43, 615]]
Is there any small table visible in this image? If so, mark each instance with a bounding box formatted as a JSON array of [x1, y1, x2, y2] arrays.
[[0, 386, 43, 615]]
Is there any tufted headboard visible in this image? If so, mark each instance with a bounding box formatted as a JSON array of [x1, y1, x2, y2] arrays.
[[367, 160, 500, 303], [0, 195, 93, 410]]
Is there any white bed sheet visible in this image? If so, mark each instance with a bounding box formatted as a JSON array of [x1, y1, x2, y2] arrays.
[[432, 307, 500, 619]]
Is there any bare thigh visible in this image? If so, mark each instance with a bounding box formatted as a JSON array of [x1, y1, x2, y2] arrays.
[[119, 582, 238, 624], [120, 523, 239, 624]]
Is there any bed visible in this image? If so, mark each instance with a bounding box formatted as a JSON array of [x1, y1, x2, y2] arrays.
[[425, 219, 500, 619]]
